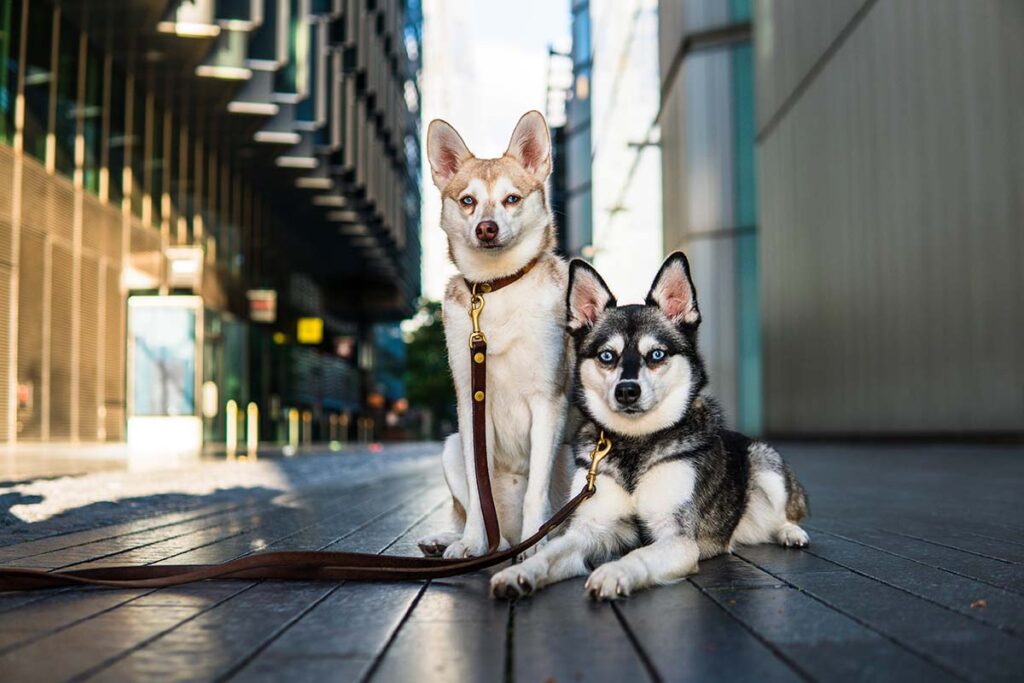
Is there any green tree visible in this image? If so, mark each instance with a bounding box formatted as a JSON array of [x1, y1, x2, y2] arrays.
[[404, 301, 456, 438]]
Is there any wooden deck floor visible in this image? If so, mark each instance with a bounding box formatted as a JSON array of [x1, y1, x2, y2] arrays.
[[0, 442, 1022, 682]]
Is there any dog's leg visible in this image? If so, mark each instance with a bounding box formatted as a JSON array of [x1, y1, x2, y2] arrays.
[[444, 402, 509, 558], [731, 468, 810, 549], [418, 434, 468, 556], [491, 469, 526, 545], [490, 527, 593, 600], [519, 395, 568, 557], [586, 535, 700, 600], [492, 472, 632, 599]]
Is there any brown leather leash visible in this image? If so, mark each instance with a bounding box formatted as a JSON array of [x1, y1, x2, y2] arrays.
[[0, 257, 612, 592]]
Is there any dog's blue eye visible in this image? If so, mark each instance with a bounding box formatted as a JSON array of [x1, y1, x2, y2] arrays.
[[649, 349, 666, 362], [460, 196, 475, 206], [598, 350, 616, 364], [505, 194, 520, 205]]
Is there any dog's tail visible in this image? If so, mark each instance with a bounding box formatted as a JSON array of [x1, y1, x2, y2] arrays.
[[784, 466, 809, 522]]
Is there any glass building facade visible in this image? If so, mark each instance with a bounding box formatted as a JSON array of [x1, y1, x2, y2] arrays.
[[0, 0, 422, 446]]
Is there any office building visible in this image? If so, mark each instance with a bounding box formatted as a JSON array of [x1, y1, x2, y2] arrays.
[[0, 0, 422, 448]]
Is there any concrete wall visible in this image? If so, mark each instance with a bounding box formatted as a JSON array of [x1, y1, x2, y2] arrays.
[[755, 0, 1024, 434]]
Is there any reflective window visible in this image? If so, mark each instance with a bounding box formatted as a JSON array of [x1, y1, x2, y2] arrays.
[[0, 0, 22, 145], [107, 66, 126, 202], [22, 1, 52, 163], [82, 44, 103, 195], [150, 104, 164, 225], [54, 14, 78, 177], [130, 85, 146, 218]]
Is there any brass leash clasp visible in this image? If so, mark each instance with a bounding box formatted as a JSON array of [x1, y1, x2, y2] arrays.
[[586, 431, 612, 493], [468, 283, 487, 347]]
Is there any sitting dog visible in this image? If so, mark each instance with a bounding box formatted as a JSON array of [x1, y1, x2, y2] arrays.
[[491, 252, 809, 599], [417, 112, 572, 559]]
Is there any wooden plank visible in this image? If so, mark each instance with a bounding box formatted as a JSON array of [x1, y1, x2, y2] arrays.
[[13, 498, 283, 570], [695, 548, 962, 682], [700, 581, 960, 682], [798, 533, 1024, 635], [0, 485, 444, 680], [234, 495, 457, 682], [368, 575, 508, 683], [512, 578, 654, 682], [368, 506, 507, 683], [0, 479, 429, 658], [614, 575, 803, 683], [772, 569, 1024, 682], [0, 502, 245, 561], [809, 525, 1024, 595], [91, 492, 448, 682]]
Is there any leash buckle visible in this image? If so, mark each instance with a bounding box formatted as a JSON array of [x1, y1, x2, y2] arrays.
[[468, 285, 487, 347], [586, 432, 612, 493]]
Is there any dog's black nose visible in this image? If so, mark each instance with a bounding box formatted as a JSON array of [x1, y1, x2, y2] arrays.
[[615, 381, 641, 406], [476, 220, 499, 242]]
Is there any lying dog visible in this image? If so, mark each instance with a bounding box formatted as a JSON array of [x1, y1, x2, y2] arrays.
[[417, 112, 572, 559], [491, 252, 809, 599]]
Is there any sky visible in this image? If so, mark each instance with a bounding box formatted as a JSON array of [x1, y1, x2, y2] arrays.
[[419, 0, 571, 301]]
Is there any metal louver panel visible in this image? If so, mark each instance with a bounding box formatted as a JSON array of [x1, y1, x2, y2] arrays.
[[104, 263, 124, 440], [82, 194, 106, 259], [49, 242, 74, 440], [78, 255, 100, 441], [17, 232, 45, 440], [22, 161, 75, 243], [0, 265, 10, 442], [0, 146, 13, 265]]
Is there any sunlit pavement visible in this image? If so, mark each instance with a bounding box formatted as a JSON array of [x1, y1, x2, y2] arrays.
[[0, 442, 441, 541], [0, 442, 1022, 682]]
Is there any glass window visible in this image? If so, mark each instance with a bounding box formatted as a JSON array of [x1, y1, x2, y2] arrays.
[[128, 300, 198, 417], [107, 65, 126, 202], [0, 0, 22, 145], [130, 84, 146, 218], [53, 14, 78, 177], [150, 105, 164, 225], [22, 1, 52, 163], [82, 43, 103, 195]]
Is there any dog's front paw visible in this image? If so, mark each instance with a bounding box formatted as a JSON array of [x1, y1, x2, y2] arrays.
[[585, 561, 636, 601], [442, 534, 509, 560], [417, 531, 461, 557], [491, 563, 543, 600], [776, 523, 809, 548]]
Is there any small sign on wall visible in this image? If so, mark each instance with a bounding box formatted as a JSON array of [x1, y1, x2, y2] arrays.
[[297, 317, 324, 345], [247, 289, 278, 323]]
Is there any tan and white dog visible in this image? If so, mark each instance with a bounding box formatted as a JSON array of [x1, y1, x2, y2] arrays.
[[417, 111, 572, 559]]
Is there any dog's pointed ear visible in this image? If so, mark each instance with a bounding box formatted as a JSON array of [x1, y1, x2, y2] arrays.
[[504, 111, 552, 182], [646, 252, 700, 328], [568, 259, 616, 332], [427, 119, 473, 189]]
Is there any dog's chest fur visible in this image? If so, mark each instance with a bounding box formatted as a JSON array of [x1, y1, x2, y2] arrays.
[[571, 399, 751, 552], [443, 255, 570, 468]]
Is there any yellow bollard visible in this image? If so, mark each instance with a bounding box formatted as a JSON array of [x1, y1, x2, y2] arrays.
[[225, 400, 238, 459], [246, 402, 259, 458], [286, 408, 299, 456]]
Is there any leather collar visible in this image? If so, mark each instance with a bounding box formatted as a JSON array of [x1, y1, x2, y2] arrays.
[[464, 256, 541, 294]]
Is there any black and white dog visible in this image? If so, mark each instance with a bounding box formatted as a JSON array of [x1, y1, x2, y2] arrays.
[[491, 252, 809, 600]]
